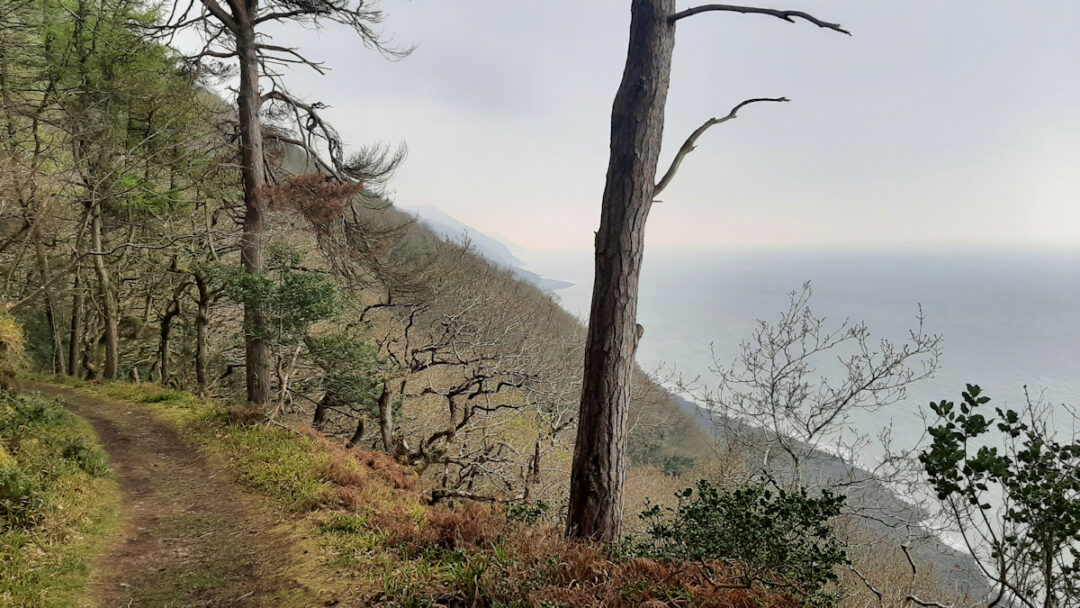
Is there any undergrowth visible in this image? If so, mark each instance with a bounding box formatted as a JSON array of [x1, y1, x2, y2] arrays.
[[49, 379, 809, 607], [0, 390, 119, 607]]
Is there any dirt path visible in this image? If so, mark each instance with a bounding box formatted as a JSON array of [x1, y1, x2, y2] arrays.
[[28, 384, 325, 608]]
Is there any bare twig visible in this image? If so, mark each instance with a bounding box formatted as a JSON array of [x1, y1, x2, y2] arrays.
[[901, 543, 918, 575], [848, 565, 884, 607]]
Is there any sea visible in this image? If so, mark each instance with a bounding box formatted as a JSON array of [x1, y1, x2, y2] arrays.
[[526, 248, 1080, 462]]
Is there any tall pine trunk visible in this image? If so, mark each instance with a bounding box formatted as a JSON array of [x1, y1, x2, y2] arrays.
[[567, 0, 676, 542], [236, 22, 271, 406]]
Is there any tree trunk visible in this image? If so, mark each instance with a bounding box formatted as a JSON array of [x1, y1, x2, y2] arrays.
[[567, 0, 676, 542], [378, 382, 396, 455], [236, 20, 271, 406], [158, 299, 180, 385], [33, 239, 65, 375], [194, 272, 210, 394], [312, 390, 333, 429], [90, 203, 119, 380], [68, 268, 83, 376], [346, 417, 365, 449]]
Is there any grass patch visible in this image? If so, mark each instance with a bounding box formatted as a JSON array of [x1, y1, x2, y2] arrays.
[[184, 407, 338, 511], [97, 382, 194, 405], [0, 390, 120, 607], [18, 372, 87, 389]]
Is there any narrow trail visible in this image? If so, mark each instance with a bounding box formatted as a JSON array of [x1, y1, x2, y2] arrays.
[[28, 384, 323, 608]]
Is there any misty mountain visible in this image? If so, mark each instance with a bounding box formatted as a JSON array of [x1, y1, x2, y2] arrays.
[[408, 205, 573, 291]]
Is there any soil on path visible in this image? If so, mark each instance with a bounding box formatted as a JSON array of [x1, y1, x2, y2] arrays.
[[28, 384, 326, 608]]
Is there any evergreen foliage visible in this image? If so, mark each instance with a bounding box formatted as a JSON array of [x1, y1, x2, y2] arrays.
[[305, 329, 383, 413], [920, 385, 1079, 608], [221, 245, 340, 347], [630, 479, 848, 606]]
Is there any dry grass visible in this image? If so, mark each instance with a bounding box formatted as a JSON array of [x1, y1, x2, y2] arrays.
[[837, 536, 981, 608]]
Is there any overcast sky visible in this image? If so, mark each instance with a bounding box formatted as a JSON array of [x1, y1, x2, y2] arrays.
[[247, 1, 1079, 253]]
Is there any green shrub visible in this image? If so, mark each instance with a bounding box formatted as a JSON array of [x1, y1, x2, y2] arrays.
[[630, 479, 848, 606], [660, 454, 695, 477], [306, 330, 383, 411], [0, 393, 61, 432], [219, 244, 340, 346], [0, 394, 110, 530]]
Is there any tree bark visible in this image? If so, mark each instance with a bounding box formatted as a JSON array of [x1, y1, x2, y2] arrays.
[[312, 391, 331, 429], [194, 272, 210, 394], [89, 203, 119, 380], [567, 0, 676, 542], [33, 239, 65, 375], [378, 382, 396, 455], [235, 17, 271, 406], [68, 268, 83, 376], [346, 417, 365, 449], [158, 294, 181, 385]]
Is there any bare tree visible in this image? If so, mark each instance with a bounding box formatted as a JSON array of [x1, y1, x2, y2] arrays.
[[568, 0, 849, 541], [697, 282, 941, 488]]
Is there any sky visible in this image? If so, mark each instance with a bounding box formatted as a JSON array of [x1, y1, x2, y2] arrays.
[[237, 1, 1080, 253]]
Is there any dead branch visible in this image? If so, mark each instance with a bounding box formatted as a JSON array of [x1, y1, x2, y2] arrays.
[[653, 97, 788, 198], [670, 4, 851, 35]]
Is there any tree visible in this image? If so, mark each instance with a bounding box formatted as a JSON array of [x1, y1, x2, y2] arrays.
[[698, 282, 941, 490], [567, 0, 849, 541], [219, 243, 340, 419], [169, 0, 405, 405], [920, 385, 1079, 608], [304, 328, 382, 446]]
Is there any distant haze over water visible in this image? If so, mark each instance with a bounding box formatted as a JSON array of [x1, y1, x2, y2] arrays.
[[528, 248, 1080, 457]]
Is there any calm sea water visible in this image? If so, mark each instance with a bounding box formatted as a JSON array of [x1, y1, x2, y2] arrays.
[[527, 248, 1080, 458]]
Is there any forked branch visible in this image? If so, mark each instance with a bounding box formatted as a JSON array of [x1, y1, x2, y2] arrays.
[[670, 4, 851, 35], [653, 97, 787, 198]]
